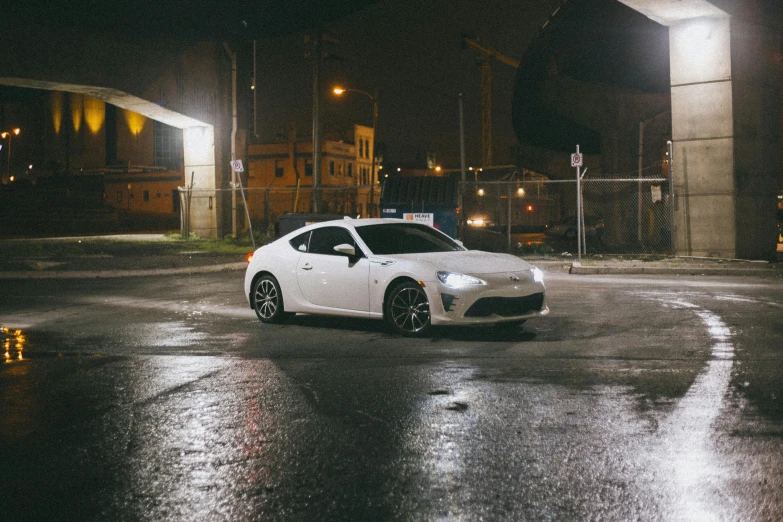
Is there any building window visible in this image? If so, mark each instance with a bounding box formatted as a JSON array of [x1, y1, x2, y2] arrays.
[[154, 121, 183, 170], [359, 140, 364, 158], [329, 160, 335, 176], [275, 159, 285, 178], [116, 191, 123, 203], [347, 163, 353, 177], [143, 190, 150, 202], [338, 162, 344, 176], [305, 159, 313, 177]]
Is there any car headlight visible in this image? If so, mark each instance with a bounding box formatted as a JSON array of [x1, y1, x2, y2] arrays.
[[437, 271, 486, 288], [531, 266, 544, 283]]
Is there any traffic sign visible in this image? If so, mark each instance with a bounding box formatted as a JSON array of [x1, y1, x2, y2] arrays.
[[570, 153, 583, 167]]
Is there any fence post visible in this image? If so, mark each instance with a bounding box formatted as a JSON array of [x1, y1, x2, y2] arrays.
[[575, 145, 582, 261], [668, 140, 675, 256]]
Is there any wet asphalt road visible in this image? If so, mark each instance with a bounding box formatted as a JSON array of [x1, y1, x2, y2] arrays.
[[1, 270, 782, 521]]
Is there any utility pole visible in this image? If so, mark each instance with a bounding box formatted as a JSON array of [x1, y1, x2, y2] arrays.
[[311, 32, 322, 213], [462, 37, 519, 168]]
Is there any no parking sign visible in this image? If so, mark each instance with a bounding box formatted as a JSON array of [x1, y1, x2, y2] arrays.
[[570, 153, 583, 167]]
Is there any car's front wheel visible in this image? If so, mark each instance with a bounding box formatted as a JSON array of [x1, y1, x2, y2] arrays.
[[385, 281, 431, 336], [252, 275, 289, 323]]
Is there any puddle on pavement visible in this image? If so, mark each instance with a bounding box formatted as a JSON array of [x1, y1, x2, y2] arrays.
[[2, 326, 101, 363]]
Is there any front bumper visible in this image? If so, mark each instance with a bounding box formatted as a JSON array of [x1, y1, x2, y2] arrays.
[[426, 271, 548, 325]]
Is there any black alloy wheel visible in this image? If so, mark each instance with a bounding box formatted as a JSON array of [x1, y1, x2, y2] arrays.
[[253, 275, 289, 323], [385, 281, 431, 336]]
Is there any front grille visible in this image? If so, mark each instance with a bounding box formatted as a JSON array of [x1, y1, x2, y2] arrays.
[[464, 293, 544, 317]]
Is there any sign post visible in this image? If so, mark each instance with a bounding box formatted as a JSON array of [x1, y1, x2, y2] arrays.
[[571, 146, 583, 261], [230, 159, 256, 250]]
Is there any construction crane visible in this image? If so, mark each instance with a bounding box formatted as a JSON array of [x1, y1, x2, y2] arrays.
[[462, 37, 520, 167]]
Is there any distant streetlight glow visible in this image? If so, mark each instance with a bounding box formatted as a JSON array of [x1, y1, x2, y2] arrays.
[[517, 187, 525, 196], [331, 84, 379, 216], [1, 128, 21, 180]]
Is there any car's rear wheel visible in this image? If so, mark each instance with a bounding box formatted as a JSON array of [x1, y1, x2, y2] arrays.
[[253, 275, 289, 323], [385, 281, 431, 336]]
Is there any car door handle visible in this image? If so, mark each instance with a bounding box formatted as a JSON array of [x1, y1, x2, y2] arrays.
[[301, 263, 313, 271]]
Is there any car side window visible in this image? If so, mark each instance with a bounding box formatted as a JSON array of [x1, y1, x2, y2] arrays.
[[308, 227, 363, 257], [288, 231, 311, 252]]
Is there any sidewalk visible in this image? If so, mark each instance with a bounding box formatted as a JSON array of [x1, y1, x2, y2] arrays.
[[0, 235, 250, 279], [1, 235, 781, 279], [1, 254, 780, 280], [565, 256, 782, 277]]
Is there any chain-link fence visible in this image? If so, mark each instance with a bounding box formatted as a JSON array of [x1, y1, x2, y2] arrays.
[[178, 173, 673, 256], [178, 185, 378, 241], [459, 171, 673, 255]]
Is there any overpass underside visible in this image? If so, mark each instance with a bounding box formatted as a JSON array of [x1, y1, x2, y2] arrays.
[[0, 32, 228, 239], [619, 0, 781, 259], [515, 0, 781, 259]]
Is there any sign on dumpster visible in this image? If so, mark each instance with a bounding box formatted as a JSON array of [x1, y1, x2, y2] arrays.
[[403, 213, 434, 226]]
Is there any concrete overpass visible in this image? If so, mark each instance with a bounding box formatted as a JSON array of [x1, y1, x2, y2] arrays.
[[0, 30, 230, 238], [513, 0, 782, 259]]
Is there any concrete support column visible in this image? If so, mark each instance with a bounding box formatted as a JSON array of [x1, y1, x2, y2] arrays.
[[670, 15, 736, 257], [183, 125, 218, 239], [620, 0, 782, 259]]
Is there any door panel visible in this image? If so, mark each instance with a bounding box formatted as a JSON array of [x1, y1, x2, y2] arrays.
[[296, 254, 370, 311]]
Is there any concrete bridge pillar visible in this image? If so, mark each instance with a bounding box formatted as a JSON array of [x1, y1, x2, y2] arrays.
[[183, 126, 218, 238], [619, 0, 781, 259]]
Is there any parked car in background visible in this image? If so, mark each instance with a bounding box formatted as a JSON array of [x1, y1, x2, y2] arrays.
[[545, 215, 605, 240]]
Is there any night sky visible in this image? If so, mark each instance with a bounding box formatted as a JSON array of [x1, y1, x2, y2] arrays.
[[254, 0, 561, 168], [2, 0, 562, 168]]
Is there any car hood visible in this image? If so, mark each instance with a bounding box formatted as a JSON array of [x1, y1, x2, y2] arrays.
[[385, 251, 532, 275]]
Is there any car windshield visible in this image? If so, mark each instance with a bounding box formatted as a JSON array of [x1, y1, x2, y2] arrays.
[[355, 223, 464, 254]]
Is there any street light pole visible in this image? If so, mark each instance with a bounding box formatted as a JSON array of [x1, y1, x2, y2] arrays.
[[332, 86, 378, 217], [370, 88, 378, 217], [1, 128, 21, 180]]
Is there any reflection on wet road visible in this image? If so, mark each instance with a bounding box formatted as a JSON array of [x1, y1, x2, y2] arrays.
[[0, 272, 781, 520], [2, 326, 25, 363], [653, 297, 736, 520]]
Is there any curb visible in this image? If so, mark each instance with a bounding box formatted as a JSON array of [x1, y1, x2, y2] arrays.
[[569, 265, 781, 277], [0, 262, 247, 279]]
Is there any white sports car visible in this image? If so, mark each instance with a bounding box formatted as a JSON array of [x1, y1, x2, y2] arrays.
[[244, 218, 548, 336]]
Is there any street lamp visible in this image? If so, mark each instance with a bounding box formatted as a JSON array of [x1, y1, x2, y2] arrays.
[[1, 128, 20, 180], [332, 86, 378, 217]]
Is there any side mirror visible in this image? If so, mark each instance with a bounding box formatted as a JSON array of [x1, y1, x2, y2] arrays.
[[333, 243, 356, 256]]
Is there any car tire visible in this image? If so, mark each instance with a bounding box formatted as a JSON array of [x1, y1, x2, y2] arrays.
[[385, 281, 431, 337], [252, 275, 289, 324]]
